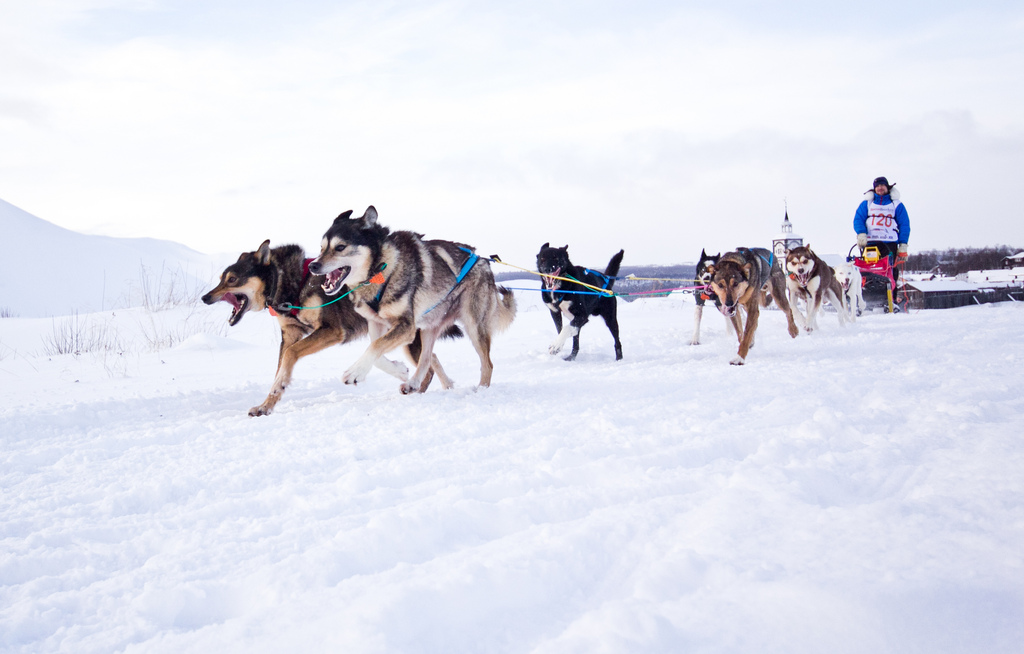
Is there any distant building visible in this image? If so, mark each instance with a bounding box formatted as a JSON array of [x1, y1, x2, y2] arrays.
[[1001, 251, 1024, 269], [772, 210, 803, 262]]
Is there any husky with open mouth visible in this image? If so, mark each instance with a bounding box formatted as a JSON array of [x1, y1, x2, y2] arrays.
[[784, 245, 848, 332], [308, 206, 516, 394], [201, 239, 434, 415]]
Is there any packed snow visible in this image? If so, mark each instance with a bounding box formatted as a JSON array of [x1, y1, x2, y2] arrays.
[[2, 280, 1022, 653]]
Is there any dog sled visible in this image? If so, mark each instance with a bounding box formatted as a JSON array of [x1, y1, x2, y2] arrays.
[[847, 245, 909, 313]]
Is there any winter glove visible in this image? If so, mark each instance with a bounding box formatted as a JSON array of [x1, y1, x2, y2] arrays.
[[897, 243, 908, 259], [857, 233, 868, 249]]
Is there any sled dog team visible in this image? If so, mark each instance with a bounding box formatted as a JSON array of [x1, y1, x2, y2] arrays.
[[203, 206, 857, 416]]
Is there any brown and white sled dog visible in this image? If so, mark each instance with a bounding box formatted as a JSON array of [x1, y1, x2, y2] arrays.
[[309, 206, 517, 394], [784, 245, 848, 332], [202, 240, 419, 416], [832, 261, 864, 320], [707, 247, 799, 365]]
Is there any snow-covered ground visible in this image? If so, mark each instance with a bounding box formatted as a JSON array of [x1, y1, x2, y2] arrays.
[[2, 287, 1023, 653]]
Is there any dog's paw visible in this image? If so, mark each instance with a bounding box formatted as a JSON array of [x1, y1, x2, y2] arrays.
[[548, 343, 562, 355], [342, 368, 366, 385], [729, 356, 746, 365], [788, 325, 800, 338], [248, 404, 273, 417], [399, 380, 420, 395], [374, 357, 409, 381]]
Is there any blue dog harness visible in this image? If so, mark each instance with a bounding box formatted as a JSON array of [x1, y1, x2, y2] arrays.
[[421, 247, 480, 316]]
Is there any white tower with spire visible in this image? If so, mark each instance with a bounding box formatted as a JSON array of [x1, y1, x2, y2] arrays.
[[772, 204, 803, 262]]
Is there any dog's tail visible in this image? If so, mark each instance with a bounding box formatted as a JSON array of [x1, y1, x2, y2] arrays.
[[441, 325, 463, 340], [491, 286, 517, 333], [603, 249, 625, 290]]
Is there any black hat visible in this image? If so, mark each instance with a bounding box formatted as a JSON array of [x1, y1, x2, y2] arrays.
[[872, 176, 892, 188]]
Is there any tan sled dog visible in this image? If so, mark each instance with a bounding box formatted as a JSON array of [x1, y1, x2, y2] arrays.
[[707, 247, 799, 365]]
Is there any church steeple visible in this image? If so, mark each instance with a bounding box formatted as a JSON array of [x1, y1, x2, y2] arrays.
[[772, 202, 803, 260]]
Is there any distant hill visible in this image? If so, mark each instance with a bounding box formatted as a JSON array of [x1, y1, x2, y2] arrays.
[[1, 198, 223, 317]]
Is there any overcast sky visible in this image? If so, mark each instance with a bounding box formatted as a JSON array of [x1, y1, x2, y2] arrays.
[[2, 0, 1022, 265]]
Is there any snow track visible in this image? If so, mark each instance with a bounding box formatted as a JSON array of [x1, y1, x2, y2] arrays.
[[2, 294, 1023, 653]]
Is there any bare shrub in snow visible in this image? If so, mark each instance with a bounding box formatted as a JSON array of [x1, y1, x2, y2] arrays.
[[41, 312, 127, 357]]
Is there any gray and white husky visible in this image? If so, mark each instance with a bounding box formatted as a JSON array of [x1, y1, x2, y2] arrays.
[[308, 206, 517, 394]]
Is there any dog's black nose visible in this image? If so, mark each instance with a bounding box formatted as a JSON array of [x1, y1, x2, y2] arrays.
[[201, 293, 214, 305], [308, 261, 322, 275]]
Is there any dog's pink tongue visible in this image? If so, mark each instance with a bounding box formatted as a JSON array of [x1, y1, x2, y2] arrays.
[[543, 268, 560, 288], [223, 293, 240, 309]]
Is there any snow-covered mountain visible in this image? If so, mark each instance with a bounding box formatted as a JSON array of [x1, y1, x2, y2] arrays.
[[1, 198, 222, 317]]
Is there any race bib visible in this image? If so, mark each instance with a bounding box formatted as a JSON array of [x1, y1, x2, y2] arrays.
[[866, 200, 900, 242]]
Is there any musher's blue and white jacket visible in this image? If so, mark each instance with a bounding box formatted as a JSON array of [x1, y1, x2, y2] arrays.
[[853, 188, 910, 244]]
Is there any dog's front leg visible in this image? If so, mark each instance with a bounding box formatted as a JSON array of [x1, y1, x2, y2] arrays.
[[828, 287, 848, 326], [374, 357, 410, 381], [787, 285, 809, 332], [565, 313, 590, 361], [401, 328, 439, 394], [690, 303, 703, 345], [343, 318, 416, 385], [548, 306, 563, 334], [806, 286, 825, 332], [548, 307, 578, 356], [731, 304, 759, 365], [770, 275, 800, 338], [252, 325, 335, 417]]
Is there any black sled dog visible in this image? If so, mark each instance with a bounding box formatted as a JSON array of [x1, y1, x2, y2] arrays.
[[308, 206, 517, 394], [691, 248, 732, 345], [202, 240, 430, 415], [536, 243, 625, 361]]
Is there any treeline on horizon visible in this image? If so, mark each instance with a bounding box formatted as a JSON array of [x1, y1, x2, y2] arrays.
[[905, 245, 1023, 275]]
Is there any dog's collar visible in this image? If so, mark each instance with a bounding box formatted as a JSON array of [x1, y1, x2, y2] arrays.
[[364, 262, 390, 313], [270, 258, 316, 317]]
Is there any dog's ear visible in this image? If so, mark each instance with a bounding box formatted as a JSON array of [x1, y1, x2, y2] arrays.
[[541, 242, 549, 250], [562, 245, 569, 251], [359, 206, 378, 227], [255, 239, 272, 265], [334, 210, 353, 223], [742, 262, 754, 280]]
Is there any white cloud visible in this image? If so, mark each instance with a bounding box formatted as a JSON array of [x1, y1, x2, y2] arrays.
[[2, 1, 1023, 264]]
